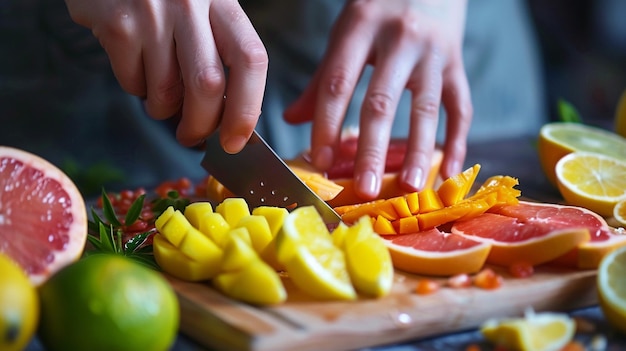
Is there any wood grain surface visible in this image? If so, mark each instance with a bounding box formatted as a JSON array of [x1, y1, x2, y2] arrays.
[[167, 265, 598, 351]]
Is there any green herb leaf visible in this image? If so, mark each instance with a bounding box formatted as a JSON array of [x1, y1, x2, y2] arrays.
[[101, 188, 122, 227], [125, 231, 153, 253], [557, 98, 582, 123], [124, 194, 145, 226], [99, 222, 117, 253]]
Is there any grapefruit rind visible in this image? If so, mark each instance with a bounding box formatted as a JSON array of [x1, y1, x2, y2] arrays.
[[382, 231, 491, 276], [0, 146, 87, 286]]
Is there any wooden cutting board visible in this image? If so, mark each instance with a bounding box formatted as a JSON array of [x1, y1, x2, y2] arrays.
[[166, 265, 598, 351]]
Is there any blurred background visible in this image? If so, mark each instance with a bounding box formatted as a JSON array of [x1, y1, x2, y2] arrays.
[[0, 0, 625, 196]]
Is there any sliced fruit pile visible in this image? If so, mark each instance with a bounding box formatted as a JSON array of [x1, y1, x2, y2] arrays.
[[153, 198, 393, 304]]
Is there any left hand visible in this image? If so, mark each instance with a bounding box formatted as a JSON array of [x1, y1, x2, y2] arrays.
[[284, 0, 472, 200]]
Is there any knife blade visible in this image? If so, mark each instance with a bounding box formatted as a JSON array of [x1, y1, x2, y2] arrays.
[[201, 130, 341, 225]]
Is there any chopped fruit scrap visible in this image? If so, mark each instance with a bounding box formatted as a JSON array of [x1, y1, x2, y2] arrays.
[[480, 309, 575, 351]]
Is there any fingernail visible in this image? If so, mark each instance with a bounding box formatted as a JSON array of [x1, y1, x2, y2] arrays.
[[223, 135, 248, 154], [401, 167, 424, 190], [356, 170, 379, 198], [313, 146, 334, 170], [450, 160, 462, 177]]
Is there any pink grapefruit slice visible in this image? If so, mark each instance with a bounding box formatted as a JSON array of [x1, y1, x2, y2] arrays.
[[381, 228, 491, 276], [0, 146, 87, 285], [451, 201, 595, 267]]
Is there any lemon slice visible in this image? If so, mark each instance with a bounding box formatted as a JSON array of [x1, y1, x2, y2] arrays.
[[555, 152, 626, 217], [614, 198, 626, 227], [598, 245, 626, 334], [480, 309, 575, 351], [538, 122, 626, 185], [332, 217, 393, 297], [276, 206, 356, 301]]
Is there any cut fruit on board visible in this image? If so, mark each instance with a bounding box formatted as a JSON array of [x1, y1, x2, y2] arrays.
[[597, 245, 626, 335], [537, 122, 626, 186], [451, 201, 594, 267], [381, 227, 491, 276], [555, 151, 626, 217], [0, 146, 87, 286]]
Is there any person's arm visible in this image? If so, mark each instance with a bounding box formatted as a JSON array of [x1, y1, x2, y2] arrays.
[[284, 0, 472, 199], [64, 0, 268, 153]]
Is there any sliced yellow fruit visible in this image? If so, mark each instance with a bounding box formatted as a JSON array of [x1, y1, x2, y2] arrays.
[[195, 212, 231, 247], [597, 245, 626, 334], [614, 198, 626, 228], [220, 235, 258, 272], [332, 216, 393, 297], [437, 164, 481, 207], [538, 122, 626, 186], [183, 201, 214, 228], [236, 215, 273, 253], [480, 310, 575, 351], [154, 207, 190, 246], [555, 152, 626, 217], [276, 206, 356, 301], [251, 206, 289, 236], [153, 234, 218, 281], [216, 198, 250, 227], [213, 263, 286, 306]]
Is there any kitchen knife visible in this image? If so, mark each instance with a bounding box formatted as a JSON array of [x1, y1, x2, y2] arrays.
[[201, 130, 341, 225]]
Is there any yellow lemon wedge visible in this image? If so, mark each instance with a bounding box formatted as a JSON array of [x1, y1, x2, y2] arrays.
[[332, 217, 393, 298], [480, 309, 575, 351], [613, 198, 626, 228], [555, 152, 626, 217], [538, 122, 626, 186], [598, 245, 626, 334], [276, 206, 356, 301]]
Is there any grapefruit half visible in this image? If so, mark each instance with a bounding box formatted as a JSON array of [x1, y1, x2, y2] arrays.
[[451, 201, 592, 267], [381, 228, 491, 276], [0, 146, 87, 285]]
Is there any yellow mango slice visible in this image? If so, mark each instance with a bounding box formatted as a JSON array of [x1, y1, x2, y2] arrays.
[[418, 188, 444, 213], [373, 215, 396, 235], [437, 164, 481, 207], [251, 206, 289, 237], [220, 235, 257, 272], [156, 208, 192, 246], [184, 201, 214, 228], [195, 212, 231, 247], [387, 196, 412, 218], [404, 192, 420, 214], [212, 262, 287, 305], [392, 215, 420, 234], [216, 198, 250, 227], [236, 215, 273, 253], [177, 227, 223, 265], [153, 234, 218, 281]]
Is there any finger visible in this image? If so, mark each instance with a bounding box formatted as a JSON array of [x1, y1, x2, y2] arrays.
[[283, 69, 321, 125], [440, 61, 473, 179], [210, 0, 268, 153], [173, 2, 226, 147], [142, 6, 184, 120], [308, 17, 371, 171], [93, 13, 146, 97], [400, 52, 445, 192], [352, 45, 416, 199]]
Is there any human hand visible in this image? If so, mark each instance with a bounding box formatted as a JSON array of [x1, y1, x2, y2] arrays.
[[284, 0, 472, 199], [64, 0, 268, 152]]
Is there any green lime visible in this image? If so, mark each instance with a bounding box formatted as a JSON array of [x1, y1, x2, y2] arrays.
[[38, 254, 179, 351]]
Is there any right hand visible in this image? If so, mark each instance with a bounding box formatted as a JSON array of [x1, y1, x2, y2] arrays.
[[64, 0, 268, 153]]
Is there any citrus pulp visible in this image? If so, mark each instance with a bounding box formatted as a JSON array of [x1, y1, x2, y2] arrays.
[[276, 206, 356, 300], [38, 254, 179, 351], [613, 198, 626, 227], [0, 253, 39, 351], [555, 152, 626, 217], [0, 146, 87, 286], [597, 245, 626, 335], [537, 122, 626, 186]]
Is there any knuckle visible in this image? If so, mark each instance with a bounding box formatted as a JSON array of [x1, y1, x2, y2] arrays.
[[240, 41, 269, 71], [363, 91, 395, 119], [323, 69, 353, 98], [153, 79, 183, 108], [192, 65, 224, 95], [412, 97, 440, 120]]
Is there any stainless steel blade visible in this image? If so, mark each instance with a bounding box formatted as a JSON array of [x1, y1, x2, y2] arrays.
[[201, 130, 341, 225]]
